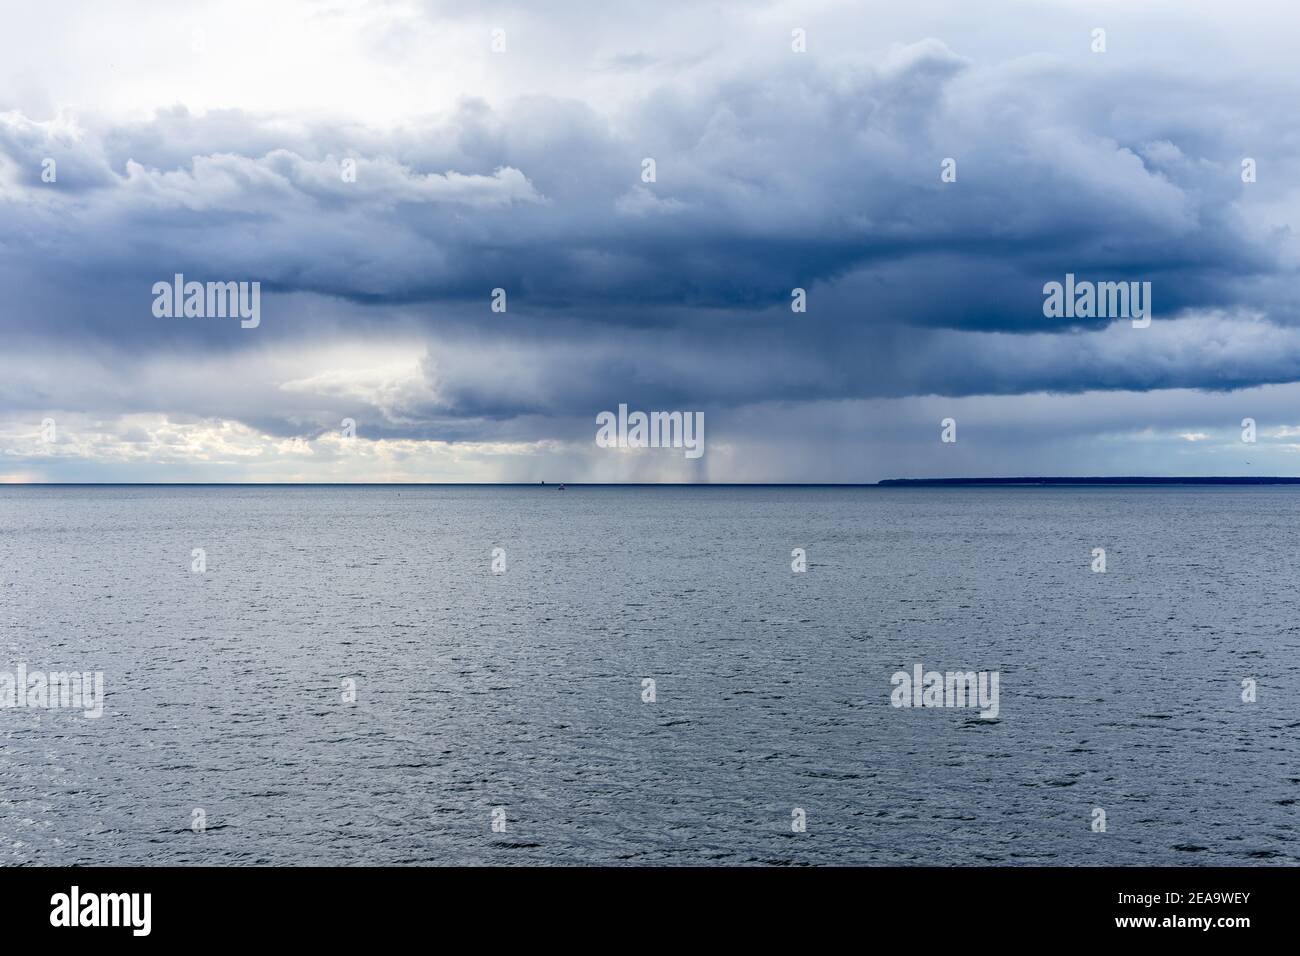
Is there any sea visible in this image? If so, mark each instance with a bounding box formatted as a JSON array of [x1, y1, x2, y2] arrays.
[[1, 484, 1296, 865]]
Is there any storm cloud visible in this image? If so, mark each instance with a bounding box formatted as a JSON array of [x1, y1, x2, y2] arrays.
[[2, 0, 1298, 481]]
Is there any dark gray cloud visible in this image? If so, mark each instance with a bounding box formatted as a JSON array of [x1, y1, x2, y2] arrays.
[[4, 45, 1293, 327]]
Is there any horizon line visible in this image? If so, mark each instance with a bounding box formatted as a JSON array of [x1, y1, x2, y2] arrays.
[[5, 476, 1300, 488]]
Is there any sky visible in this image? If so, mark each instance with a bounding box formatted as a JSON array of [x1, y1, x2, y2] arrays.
[[2, 0, 1300, 482]]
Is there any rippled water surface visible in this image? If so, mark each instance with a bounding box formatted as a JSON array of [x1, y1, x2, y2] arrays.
[[1, 485, 1297, 865]]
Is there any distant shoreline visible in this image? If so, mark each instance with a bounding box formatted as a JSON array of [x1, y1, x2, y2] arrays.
[[876, 476, 1300, 486]]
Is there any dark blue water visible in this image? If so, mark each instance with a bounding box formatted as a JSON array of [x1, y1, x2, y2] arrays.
[[1, 485, 1296, 864]]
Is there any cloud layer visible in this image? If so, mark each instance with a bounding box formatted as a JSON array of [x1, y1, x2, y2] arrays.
[[2, 0, 1299, 480]]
